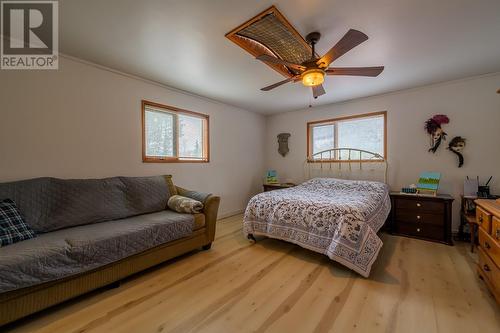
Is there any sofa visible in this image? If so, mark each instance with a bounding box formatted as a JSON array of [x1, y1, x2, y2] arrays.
[[0, 175, 220, 326]]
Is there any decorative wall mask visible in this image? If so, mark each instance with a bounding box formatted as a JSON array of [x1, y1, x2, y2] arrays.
[[448, 136, 466, 168], [424, 114, 450, 153], [277, 133, 291, 157]]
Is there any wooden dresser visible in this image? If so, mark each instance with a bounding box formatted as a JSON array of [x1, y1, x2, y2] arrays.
[[388, 193, 454, 245], [475, 199, 500, 303]]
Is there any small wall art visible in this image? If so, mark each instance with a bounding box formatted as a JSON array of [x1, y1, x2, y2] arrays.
[[277, 133, 291, 157], [448, 136, 466, 167], [424, 114, 449, 153]]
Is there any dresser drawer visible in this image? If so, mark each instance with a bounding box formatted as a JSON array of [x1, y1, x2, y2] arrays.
[[492, 216, 500, 241], [395, 198, 444, 213], [394, 222, 444, 241], [477, 206, 492, 234], [395, 211, 443, 226], [478, 247, 500, 294], [479, 227, 500, 268]]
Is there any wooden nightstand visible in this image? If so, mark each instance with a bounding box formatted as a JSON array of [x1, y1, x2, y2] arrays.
[[263, 183, 295, 192], [388, 193, 454, 245]]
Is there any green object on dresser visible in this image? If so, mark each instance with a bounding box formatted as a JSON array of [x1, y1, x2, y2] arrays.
[[417, 172, 441, 196], [266, 170, 278, 184]]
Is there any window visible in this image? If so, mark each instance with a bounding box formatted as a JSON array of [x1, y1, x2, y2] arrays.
[[142, 100, 209, 162], [307, 111, 386, 161]]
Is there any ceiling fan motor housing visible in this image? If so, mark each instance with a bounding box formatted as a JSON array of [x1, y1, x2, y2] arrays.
[[305, 32, 321, 61], [305, 32, 321, 45]]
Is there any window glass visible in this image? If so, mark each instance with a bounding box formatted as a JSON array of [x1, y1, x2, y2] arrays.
[[312, 124, 335, 157], [337, 116, 384, 159], [143, 101, 209, 162], [179, 114, 203, 159], [145, 109, 175, 157], [308, 112, 386, 161]]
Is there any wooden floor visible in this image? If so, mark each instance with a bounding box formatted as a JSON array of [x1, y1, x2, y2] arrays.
[[6, 214, 500, 333]]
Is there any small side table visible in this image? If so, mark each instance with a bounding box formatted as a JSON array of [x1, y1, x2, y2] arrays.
[[458, 194, 499, 252], [388, 192, 454, 245], [263, 183, 295, 192], [458, 196, 478, 252]]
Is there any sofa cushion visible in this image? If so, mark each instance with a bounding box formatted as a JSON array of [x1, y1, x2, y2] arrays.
[[0, 176, 176, 233], [66, 210, 193, 267], [0, 178, 53, 233], [48, 177, 132, 232], [0, 199, 36, 246], [119, 176, 174, 216], [0, 231, 74, 292], [0, 210, 194, 293]]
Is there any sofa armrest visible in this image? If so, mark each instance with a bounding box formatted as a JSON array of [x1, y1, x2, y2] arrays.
[[175, 186, 221, 243], [175, 186, 212, 205]]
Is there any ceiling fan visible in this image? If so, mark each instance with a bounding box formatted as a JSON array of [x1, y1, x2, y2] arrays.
[[257, 29, 384, 99]]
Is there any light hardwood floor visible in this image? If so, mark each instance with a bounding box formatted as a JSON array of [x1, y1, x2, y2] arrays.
[[6, 214, 500, 333]]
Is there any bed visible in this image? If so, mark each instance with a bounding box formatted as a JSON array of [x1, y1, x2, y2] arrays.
[[243, 148, 391, 277]]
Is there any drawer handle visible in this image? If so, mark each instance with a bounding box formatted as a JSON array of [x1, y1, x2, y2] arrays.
[[416, 203, 421, 207], [416, 228, 421, 232], [416, 215, 421, 220], [479, 216, 483, 223], [483, 264, 491, 272], [484, 242, 491, 249], [496, 230, 500, 240]]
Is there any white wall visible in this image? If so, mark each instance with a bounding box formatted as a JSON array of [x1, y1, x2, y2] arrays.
[[265, 73, 500, 230], [0, 56, 267, 217]]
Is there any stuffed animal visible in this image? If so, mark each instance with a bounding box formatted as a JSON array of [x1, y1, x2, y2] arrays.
[[425, 114, 449, 153]]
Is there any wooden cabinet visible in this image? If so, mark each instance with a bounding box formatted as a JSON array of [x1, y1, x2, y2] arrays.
[[475, 199, 500, 304], [476, 206, 492, 234], [493, 216, 500, 241], [388, 193, 454, 245], [478, 247, 500, 297]]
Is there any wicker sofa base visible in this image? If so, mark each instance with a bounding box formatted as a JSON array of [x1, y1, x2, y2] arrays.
[[0, 229, 210, 326]]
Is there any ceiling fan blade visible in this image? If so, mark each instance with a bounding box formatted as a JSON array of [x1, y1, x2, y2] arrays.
[[257, 54, 306, 72], [326, 66, 384, 77], [260, 76, 297, 91], [312, 84, 326, 98], [316, 29, 369, 68]]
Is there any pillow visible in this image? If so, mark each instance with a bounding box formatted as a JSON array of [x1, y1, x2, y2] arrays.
[[0, 199, 36, 246], [168, 195, 203, 214]]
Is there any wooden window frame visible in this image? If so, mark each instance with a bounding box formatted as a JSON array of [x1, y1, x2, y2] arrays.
[[142, 100, 210, 163], [306, 111, 387, 163]]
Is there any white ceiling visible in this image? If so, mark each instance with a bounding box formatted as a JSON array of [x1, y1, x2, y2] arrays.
[[60, 0, 500, 114]]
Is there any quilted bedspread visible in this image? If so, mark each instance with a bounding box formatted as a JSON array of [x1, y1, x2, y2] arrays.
[[243, 178, 391, 277]]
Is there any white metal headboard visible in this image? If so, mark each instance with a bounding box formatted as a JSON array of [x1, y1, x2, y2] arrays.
[[304, 148, 388, 183]]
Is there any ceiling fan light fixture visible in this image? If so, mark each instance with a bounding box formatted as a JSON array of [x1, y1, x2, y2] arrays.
[[301, 69, 325, 87]]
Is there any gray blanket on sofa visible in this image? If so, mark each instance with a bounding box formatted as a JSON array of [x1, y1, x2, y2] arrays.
[[0, 176, 194, 293], [0, 210, 194, 293]]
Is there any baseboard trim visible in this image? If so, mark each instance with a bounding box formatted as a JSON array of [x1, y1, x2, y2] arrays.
[[218, 210, 244, 220]]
